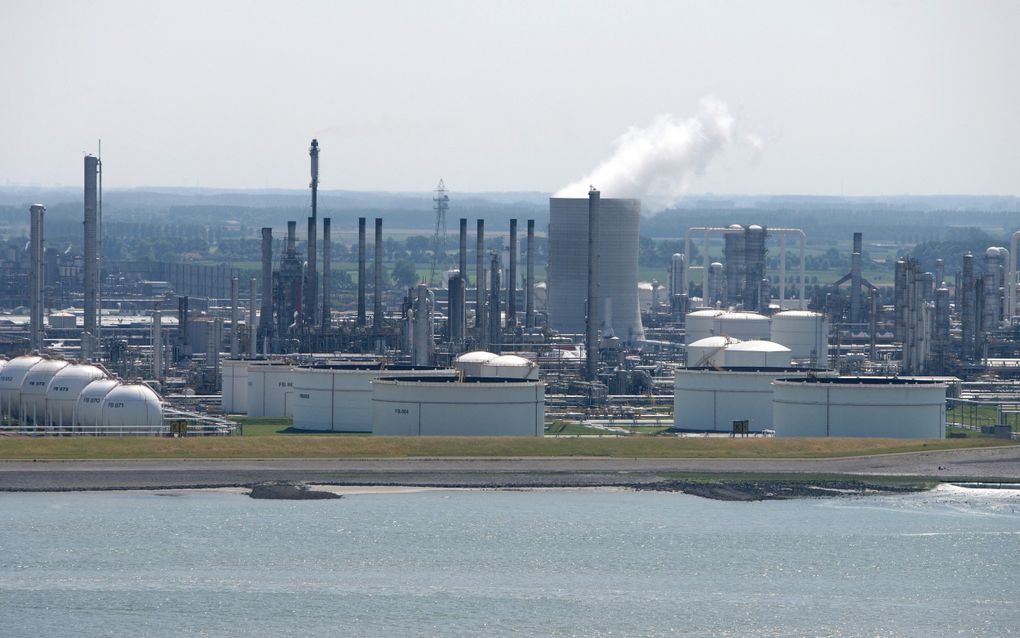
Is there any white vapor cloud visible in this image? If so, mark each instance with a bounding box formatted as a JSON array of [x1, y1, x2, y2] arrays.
[[555, 97, 737, 212]]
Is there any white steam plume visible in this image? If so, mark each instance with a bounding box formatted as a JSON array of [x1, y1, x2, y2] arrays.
[[555, 97, 736, 211]]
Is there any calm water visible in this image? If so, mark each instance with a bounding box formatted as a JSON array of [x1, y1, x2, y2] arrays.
[[1, 486, 1018, 637]]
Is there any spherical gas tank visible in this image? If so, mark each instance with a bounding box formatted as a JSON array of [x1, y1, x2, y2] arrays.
[[0, 355, 43, 419], [20, 358, 70, 424], [75, 379, 121, 429], [45, 364, 107, 427], [101, 383, 163, 429]]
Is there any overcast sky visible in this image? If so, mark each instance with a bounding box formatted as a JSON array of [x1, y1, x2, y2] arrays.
[[3, 0, 1018, 196]]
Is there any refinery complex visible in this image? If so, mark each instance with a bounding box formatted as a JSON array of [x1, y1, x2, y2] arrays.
[[1, 140, 1018, 441]]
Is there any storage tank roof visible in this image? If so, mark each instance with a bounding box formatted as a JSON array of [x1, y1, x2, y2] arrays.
[[774, 310, 824, 318], [456, 351, 499, 364], [725, 340, 791, 353], [718, 312, 769, 321], [688, 309, 726, 318], [688, 336, 742, 348], [487, 355, 533, 367]]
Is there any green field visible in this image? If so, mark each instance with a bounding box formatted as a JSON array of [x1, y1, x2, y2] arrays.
[[0, 435, 1012, 461]]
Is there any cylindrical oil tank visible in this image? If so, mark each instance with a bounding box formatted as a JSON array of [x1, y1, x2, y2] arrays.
[[772, 377, 947, 438], [19, 359, 70, 425], [713, 312, 771, 341], [722, 340, 792, 368], [0, 355, 43, 419], [221, 359, 249, 414], [479, 354, 540, 380], [101, 383, 163, 429], [372, 376, 545, 436], [673, 369, 830, 432], [686, 336, 741, 368], [547, 197, 644, 341], [770, 310, 829, 362], [290, 364, 454, 432], [454, 351, 499, 377], [75, 378, 121, 429], [245, 362, 294, 417], [45, 363, 106, 427], [684, 309, 726, 345]]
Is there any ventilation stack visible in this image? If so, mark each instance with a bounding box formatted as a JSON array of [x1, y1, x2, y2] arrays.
[[373, 218, 383, 331], [357, 217, 367, 326], [152, 300, 162, 381], [230, 276, 239, 357], [257, 228, 274, 353], [508, 219, 518, 330], [304, 139, 319, 330], [894, 259, 907, 341], [476, 219, 487, 345], [29, 204, 46, 351], [489, 251, 502, 354], [526, 219, 535, 329], [248, 277, 257, 357], [585, 189, 600, 381], [83, 155, 100, 358], [849, 232, 863, 323], [321, 217, 331, 332]]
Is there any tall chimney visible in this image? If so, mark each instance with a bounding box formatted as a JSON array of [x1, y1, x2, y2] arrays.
[[489, 251, 501, 353], [230, 276, 239, 357], [29, 204, 45, 351], [459, 218, 468, 284], [850, 232, 863, 323], [321, 217, 331, 331], [305, 139, 319, 329], [357, 217, 367, 326], [526, 219, 535, 328], [248, 277, 257, 357], [152, 300, 162, 381], [83, 155, 99, 355], [508, 219, 518, 330], [586, 189, 600, 381], [374, 218, 383, 330], [258, 228, 274, 353], [476, 219, 486, 343]]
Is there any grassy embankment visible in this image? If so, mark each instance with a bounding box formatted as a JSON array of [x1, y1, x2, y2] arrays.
[[0, 431, 1013, 460]]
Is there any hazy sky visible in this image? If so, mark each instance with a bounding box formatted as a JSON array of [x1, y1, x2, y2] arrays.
[[3, 0, 1018, 197]]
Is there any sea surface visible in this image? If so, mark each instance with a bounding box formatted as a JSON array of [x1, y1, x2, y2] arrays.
[[1, 485, 1018, 637]]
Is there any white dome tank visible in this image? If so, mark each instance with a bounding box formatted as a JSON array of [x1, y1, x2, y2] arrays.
[[686, 336, 741, 368], [19, 358, 70, 424], [685, 309, 726, 345], [101, 383, 163, 429], [713, 312, 771, 341], [480, 354, 539, 380], [45, 364, 106, 427], [75, 379, 121, 429], [722, 340, 792, 368], [770, 310, 829, 363], [454, 351, 499, 377], [0, 355, 43, 419]]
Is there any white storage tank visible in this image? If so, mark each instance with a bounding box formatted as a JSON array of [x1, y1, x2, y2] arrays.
[[722, 340, 793, 368], [372, 376, 545, 436], [479, 354, 539, 380], [75, 378, 121, 429], [772, 377, 947, 438], [0, 355, 43, 419], [45, 363, 106, 427], [686, 336, 740, 368], [714, 312, 771, 341], [685, 309, 726, 345], [290, 364, 454, 432], [770, 310, 829, 363], [101, 383, 163, 430], [19, 358, 70, 425], [246, 362, 295, 417], [221, 359, 249, 414], [673, 368, 829, 432], [454, 351, 499, 377]]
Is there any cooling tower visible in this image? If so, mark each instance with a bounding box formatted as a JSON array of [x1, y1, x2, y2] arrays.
[[547, 197, 644, 341]]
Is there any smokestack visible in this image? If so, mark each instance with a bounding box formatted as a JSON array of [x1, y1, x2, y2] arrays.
[[305, 139, 319, 329], [248, 277, 257, 357], [374, 218, 383, 330], [586, 189, 600, 381], [449, 273, 465, 347], [489, 251, 502, 353], [508, 219, 518, 330], [29, 204, 45, 351], [152, 300, 162, 381], [321, 217, 331, 331], [850, 232, 863, 323], [476, 219, 487, 344], [230, 276, 239, 357], [962, 252, 975, 359], [83, 155, 99, 355], [287, 221, 296, 255], [526, 219, 535, 328], [935, 258, 945, 287], [459, 218, 467, 284], [258, 228, 274, 353], [357, 217, 367, 326]]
